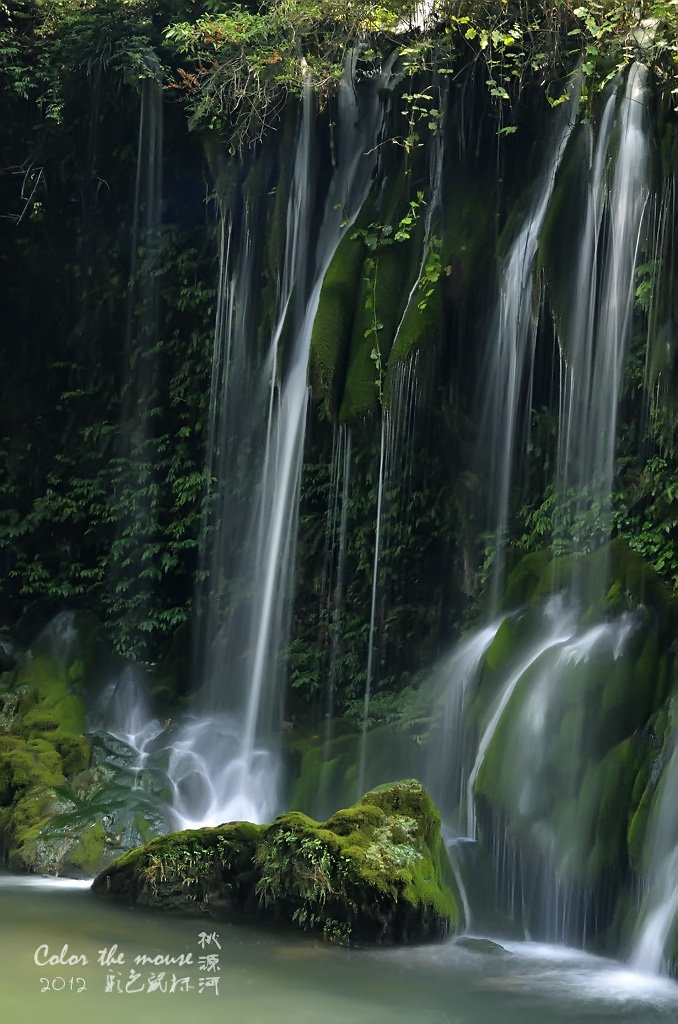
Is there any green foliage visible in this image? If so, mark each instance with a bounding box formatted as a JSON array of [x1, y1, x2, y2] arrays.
[[613, 452, 678, 590], [350, 192, 436, 405], [2, 0, 678, 159], [0, 201, 214, 658], [161, 0, 429, 147]]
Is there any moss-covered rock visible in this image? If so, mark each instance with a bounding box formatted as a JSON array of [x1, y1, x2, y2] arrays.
[[257, 779, 458, 943], [0, 735, 65, 803], [3, 786, 74, 872], [465, 543, 678, 949], [92, 819, 266, 912], [93, 780, 459, 945], [501, 540, 678, 627], [308, 227, 365, 414]]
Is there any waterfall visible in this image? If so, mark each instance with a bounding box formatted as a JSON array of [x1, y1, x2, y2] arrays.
[[428, 63, 656, 948], [166, 52, 396, 828], [478, 82, 580, 607], [554, 63, 651, 586], [94, 51, 666, 965]]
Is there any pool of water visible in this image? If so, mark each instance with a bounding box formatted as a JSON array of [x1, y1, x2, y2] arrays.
[[1, 872, 676, 1023]]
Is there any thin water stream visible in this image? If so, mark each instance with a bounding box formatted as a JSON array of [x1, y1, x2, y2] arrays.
[[2, 874, 677, 1024]]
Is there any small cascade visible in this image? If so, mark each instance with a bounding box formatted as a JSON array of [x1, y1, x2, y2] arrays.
[[643, 173, 676, 409], [450, 62, 656, 951], [466, 597, 578, 838], [479, 83, 579, 607], [193, 212, 254, 652], [436, 602, 640, 944], [88, 663, 175, 844], [95, 667, 164, 771], [443, 827, 474, 930], [423, 620, 502, 824], [124, 70, 164, 381]]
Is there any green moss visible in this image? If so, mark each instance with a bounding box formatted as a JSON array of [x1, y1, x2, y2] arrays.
[[0, 617, 138, 876], [9, 654, 87, 741], [484, 618, 519, 673], [338, 270, 380, 421], [4, 786, 74, 872], [93, 820, 267, 911], [61, 822, 108, 876], [501, 550, 553, 609], [385, 277, 442, 384], [591, 739, 643, 875], [628, 780, 653, 873], [256, 779, 458, 942], [474, 612, 651, 888], [0, 686, 27, 733], [456, 937, 509, 955], [607, 539, 678, 627], [94, 781, 457, 945], [501, 542, 678, 629], [0, 736, 65, 803], [308, 228, 365, 414]]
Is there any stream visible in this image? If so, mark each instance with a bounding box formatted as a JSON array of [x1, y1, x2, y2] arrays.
[[3, 872, 677, 1024]]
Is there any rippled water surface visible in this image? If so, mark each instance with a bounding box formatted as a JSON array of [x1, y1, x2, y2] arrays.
[[2, 872, 677, 1024]]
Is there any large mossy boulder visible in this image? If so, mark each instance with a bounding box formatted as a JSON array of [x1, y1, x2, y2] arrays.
[[464, 543, 678, 947], [92, 780, 459, 945]]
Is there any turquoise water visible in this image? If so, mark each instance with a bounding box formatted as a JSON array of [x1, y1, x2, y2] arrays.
[[1, 872, 677, 1023]]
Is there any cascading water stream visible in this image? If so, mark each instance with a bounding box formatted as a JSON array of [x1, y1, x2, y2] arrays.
[[447, 63, 654, 945], [166, 52, 397, 828], [465, 597, 578, 838], [479, 82, 580, 608], [423, 620, 502, 824], [124, 70, 163, 379], [554, 63, 651, 586], [96, 668, 164, 771]]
